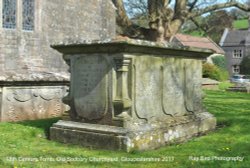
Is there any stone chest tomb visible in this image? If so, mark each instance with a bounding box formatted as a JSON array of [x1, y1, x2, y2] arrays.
[[50, 39, 216, 151]]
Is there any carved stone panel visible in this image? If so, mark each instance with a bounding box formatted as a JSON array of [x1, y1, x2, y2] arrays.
[[184, 59, 203, 112], [1, 86, 67, 122], [134, 57, 202, 120], [134, 56, 163, 120], [72, 55, 108, 120], [162, 58, 186, 116]]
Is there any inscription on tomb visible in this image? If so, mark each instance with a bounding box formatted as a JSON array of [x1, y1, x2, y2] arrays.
[[73, 55, 108, 120]]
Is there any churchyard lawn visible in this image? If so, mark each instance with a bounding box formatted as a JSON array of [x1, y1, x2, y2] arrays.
[[0, 90, 249, 168]]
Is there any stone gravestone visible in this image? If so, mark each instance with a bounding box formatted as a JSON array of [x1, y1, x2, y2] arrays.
[[50, 39, 216, 152]]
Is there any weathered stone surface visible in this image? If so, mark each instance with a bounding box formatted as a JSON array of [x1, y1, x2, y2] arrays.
[[50, 39, 216, 151], [50, 112, 216, 152], [73, 55, 109, 120], [0, 72, 69, 82], [0, 0, 115, 80], [0, 0, 115, 122], [0, 85, 68, 122]]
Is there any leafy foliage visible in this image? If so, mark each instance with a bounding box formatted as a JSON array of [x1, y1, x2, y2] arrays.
[[230, 0, 250, 19], [203, 63, 229, 81], [212, 55, 227, 70], [205, 11, 233, 43], [230, 9, 248, 20], [183, 10, 233, 43], [240, 56, 250, 75]]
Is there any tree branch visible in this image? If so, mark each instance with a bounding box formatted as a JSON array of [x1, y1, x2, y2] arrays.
[[174, 0, 187, 17], [190, 17, 207, 34], [148, 0, 170, 19], [188, 0, 199, 12], [124, 0, 148, 16], [112, 0, 157, 40], [189, 1, 250, 18], [112, 0, 133, 27]]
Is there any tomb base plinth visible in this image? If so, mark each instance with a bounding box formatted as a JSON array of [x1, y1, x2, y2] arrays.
[[50, 112, 215, 151]]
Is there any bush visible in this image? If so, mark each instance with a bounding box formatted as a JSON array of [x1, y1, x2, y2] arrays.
[[211, 55, 226, 70], [203, 63, 229, 81], [240, 56, 250, 75]]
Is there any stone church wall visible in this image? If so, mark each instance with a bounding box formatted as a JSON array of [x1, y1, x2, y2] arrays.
[[0, 0, 115, 121]]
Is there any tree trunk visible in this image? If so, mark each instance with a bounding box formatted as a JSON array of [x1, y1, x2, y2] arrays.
[[112, 0, 184, 42], [112, 0, 250, 42]]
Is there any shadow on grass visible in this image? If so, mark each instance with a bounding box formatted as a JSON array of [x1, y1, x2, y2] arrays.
[[17, 117, 61, 138]]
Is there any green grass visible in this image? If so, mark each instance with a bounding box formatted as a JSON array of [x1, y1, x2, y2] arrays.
[[186, 30, 205, 37], [183, 19, 249, 37], [184, 19, 248, 38], [233, 19, 249, 29], [218, 81, 234, 91], [0, 91, 250, 167]]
